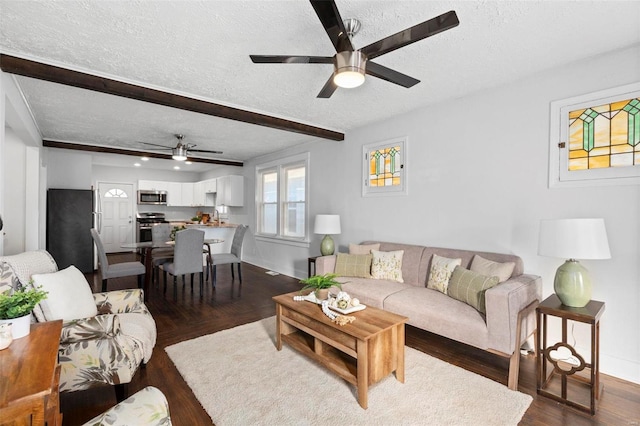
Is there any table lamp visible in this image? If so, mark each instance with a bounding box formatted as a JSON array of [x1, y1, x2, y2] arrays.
[[538, 218, 611, 307], [314, 214, 341, 256]]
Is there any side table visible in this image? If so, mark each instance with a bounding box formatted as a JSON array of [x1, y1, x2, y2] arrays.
[[0, 320, 63, 425], [536, 294, 605, 415], [307, 256, 318, 278]]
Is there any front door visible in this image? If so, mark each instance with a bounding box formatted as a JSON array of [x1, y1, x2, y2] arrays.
[[97, 182, 134, 253]]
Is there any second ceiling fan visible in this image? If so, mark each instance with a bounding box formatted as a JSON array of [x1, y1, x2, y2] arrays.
[[250, 0, 459, 98], [142, 134, 223, 161]]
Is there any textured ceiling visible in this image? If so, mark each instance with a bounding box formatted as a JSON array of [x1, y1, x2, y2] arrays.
[[1, 0, 639, 171]]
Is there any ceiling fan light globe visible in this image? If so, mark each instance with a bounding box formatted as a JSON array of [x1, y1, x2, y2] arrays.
[[334, 51, 367, 88], [334, 70, 365, 88]]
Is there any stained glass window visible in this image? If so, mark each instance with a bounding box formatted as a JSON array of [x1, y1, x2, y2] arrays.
[[568, 98, 640, 171], [369, 146, 402, 187], [549, 82, 640, 187], [363, 138, 407, 196]]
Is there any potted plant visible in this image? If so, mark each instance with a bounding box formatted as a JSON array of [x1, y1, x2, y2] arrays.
[[0, 284, 47, 339], [299, 273, 342, 301]]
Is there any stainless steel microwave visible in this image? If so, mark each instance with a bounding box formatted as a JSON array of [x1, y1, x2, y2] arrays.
[[137, 190, 167, 205]]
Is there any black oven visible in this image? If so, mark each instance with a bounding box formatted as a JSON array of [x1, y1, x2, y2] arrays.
[[136, 213, 168, 242]]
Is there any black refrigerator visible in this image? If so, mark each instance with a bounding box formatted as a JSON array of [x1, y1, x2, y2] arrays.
[[46, 189, 95, 273]]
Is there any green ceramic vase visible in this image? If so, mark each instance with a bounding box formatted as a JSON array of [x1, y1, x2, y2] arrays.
[[554, 260, 591, 308], [320, 235, 335, 256]]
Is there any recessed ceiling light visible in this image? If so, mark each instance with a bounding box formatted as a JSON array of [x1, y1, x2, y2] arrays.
[[141, 157, 149, 161], [134, 163, 141, 167], [173, 166, 180, 170], [185, 161, 193, 165]]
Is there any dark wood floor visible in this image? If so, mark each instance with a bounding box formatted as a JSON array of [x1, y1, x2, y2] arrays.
[[62, 252, 640, 425]]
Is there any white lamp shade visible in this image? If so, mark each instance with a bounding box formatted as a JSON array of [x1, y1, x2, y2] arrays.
[[314, 214, 341, 235], [538, 218, 611, 260]]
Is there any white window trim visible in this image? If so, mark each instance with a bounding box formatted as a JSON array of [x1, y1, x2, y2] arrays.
[[255, 152, 310, 246], [362, 137, 408, 197], [549, 82, 640, 188]]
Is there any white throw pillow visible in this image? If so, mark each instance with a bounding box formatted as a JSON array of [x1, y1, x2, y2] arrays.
[[427, 254, 462, 294], [470, 255, 516, 283], [371, 250, 404, 283], [31, 265, 98, 321]]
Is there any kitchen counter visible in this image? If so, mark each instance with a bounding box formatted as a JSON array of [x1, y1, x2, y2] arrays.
[[168, 221, 238, 228], [167, 223, 238, 254]]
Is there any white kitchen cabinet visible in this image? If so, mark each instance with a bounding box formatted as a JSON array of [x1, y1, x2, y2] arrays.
[[203, 178, 217, 193], [181, 182, 195, 207], [138, 180, 169, 191], [216, 175, 244, 207], [166, 182, 182, 206], [192, 181, 205, 207]]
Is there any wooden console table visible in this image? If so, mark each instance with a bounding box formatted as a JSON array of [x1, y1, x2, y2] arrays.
[[0, 320, 63, 426], [536, 294, 605, 415]]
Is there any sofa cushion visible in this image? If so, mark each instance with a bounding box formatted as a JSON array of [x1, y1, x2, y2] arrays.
[[426, 254, 461, 294], [31, 265, 98, 321], [383, 287, 490, 350], [447, 266, 499, 313], [371, 250, 404, 283], [470, 255, 515, 283], [349, 243, 380, 255], [336, 277, 410, 309], [363, 242, 427, 287], [334, 253, 372, 278]]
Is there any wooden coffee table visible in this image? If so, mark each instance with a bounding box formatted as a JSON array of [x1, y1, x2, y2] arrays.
[[273, 292, 408, 409]]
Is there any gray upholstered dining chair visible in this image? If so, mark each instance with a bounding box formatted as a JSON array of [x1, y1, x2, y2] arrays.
[[151, 223, 174, 285], [209, 225, 248, 287], [91, 228, 146, 292], [160, 228, 205, 296]]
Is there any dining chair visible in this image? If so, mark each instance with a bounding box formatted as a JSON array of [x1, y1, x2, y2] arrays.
[[160, 229, 205, 296], [209, 225, 248, 288], [151, 223, 174, 285], [91, 228, 146, 292]]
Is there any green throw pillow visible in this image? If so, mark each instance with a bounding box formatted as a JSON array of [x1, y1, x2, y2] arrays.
[[447, 266, 500, 314], [334, 253, 372, 278]]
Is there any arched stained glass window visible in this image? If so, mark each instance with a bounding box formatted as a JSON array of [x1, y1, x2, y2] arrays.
[[104, 188, 128, 198]]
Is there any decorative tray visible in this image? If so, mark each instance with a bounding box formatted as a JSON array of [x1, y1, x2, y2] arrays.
[[327, 304, 367, 314]]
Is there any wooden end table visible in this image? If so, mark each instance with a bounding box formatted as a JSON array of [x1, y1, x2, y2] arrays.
[[0, 320, 63, 426], [536, 294, 605, 415], [273, 292, 407, 409]]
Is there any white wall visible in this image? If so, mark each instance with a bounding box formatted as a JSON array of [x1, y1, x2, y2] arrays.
[[2, 127, 26, 254], [1, 72, 43, 255], [243, 45, 640, 384]]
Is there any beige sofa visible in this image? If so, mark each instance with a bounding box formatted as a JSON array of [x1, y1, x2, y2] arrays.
[[315, 241, 542, 390]]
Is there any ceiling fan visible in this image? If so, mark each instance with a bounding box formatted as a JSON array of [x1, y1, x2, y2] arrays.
[[142, 134, 223, 161], [250, 1, 459, 98]]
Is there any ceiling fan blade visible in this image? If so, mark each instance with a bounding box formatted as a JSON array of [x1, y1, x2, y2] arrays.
[[310, 0, 353, 53], [317, 75, 338, 98], [188, 149, 224, 155], [360, 10, 460, 60], [141, 141, 172, 150], [250, 55, 333, 64], [366, 61, 420, 88]]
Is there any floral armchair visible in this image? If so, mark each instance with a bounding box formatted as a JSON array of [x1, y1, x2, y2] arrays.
[[82, 386, 172, 426], [0, 250, 156, 395]]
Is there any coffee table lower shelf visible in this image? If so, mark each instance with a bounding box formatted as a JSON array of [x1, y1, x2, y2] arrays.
[[273, 294, 407, 409], [281, 325, 359, 387]]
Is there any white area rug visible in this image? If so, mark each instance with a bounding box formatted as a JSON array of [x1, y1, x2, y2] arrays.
[[166, 317, 532, 425]]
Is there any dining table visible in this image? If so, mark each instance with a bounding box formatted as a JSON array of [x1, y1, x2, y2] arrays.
[[121, 239, 224, 300]]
